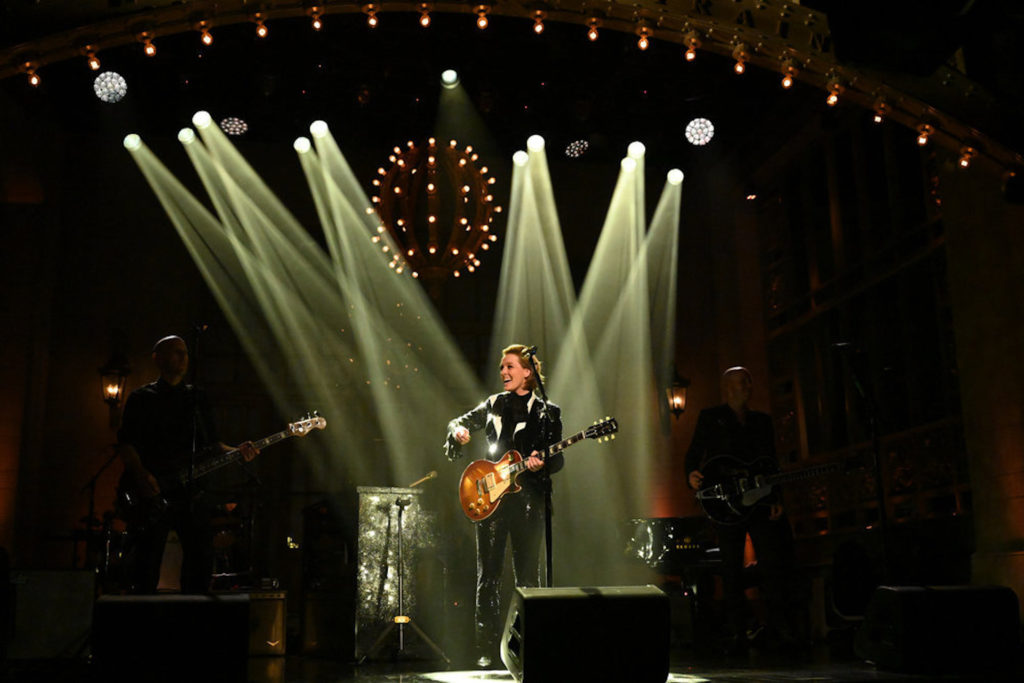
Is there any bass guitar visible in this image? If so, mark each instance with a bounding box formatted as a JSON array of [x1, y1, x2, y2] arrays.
[[119, 413, 326, 523], [458, 417, 618, 522], [695, 454, 844, 525]]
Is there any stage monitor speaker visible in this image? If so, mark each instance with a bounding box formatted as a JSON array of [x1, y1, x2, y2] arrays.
[[855, 585, 1020, 673], [92, 594, 250, 682], [501, 585, 669, 683]]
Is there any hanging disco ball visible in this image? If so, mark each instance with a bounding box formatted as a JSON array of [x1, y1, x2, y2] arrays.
[[684, 118, 714, 146], [93, 71, 127, 103]]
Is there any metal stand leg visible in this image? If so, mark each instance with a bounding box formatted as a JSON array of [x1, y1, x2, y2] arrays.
[[358, 498, 450, 665]]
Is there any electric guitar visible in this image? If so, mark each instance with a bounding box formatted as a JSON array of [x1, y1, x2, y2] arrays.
[[119, 414, 326, 523], [458, 417, 618, 522], [695, 454, 844, 525]]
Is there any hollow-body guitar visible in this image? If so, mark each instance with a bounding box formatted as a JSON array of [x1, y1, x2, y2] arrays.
[[458, 418, 618, 522]]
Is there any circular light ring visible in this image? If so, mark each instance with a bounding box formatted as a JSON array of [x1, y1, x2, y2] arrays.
[[441, 69, 459, 88], [178, 128, 196, 144], [294, 137, 312, 153], [526, 134, 545, 152], [192, 111, 213, 129], [512, 150, 529, 166], [667, 169, 684, 185], [684, 117, 715, 146], [219, 116, 248, 136], [123, 133, 142, 150], [93, 71, 127, 103]]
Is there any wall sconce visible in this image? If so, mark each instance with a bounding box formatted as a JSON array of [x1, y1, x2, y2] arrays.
[[99, 352, 131, 428], [667, 368, 690, 419]]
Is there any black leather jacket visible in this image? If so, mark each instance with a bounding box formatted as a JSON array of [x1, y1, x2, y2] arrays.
[[444, 391, 564, 487]]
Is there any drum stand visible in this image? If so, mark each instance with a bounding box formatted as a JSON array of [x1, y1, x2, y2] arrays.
[[359, 497, 449, 665]]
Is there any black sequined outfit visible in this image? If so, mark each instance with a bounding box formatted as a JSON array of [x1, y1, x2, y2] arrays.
[[445, 391, 563, 653]]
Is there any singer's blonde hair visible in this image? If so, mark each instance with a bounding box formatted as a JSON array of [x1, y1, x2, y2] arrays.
[[500, 343, 544, 391]]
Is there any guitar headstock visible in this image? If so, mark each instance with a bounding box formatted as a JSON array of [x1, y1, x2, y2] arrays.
[[290, 411, 327, 436], [585, 417, 618, 442]]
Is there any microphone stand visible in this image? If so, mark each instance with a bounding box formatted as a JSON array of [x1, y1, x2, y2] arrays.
[[525, 351, 554, 588]]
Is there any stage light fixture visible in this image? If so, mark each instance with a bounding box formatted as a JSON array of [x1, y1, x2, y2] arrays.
[[565, 140, 589, 158], [872, 97, 890, 124], [958, 146, 977, 169], [419, 3, 433, 27], [22, 62, 40, 87], [682, 30, 700, 61], [475, 4, 490, 29], [513, 150, 529, 166], [636, 23, 652, 51], [309, 6, 324, 31], [310, 120, 329, 138], [178, 127, 196, 144], [220, 117, 248, 136], [628, 141, 646, 159], [667, 169, 684, 185], [780, 57, 797, 89], [82, 46, 101, 71], [916, 123, 934, 146], [294, 137, 311, 153], [825, 73, 844, 106], [253, 13, 268, 38], [533, 11, 546, 34], [732, 43, 750, 74], [138, 32, 157, 57], [123, 133, 141, 150], [192, 110, 213, 129], [441, 69, 459, 89], [684, 117, 714, 146], [587, 17, 601, 41], [527, 135, 545, 152], [621, 157, 637, 172], [196, 21, 213, 46], [363, 3, 380, 27], [94, 71, 127, 103]]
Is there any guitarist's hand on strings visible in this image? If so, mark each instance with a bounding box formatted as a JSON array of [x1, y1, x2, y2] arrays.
[[525, 451, 545, 472], [454, 426, 471, 445], [232, 441, 260, 462]]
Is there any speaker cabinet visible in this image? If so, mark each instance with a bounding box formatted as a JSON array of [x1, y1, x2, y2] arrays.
[[855, 585, 1020, 673], [501, 585, 669, 683], [93, 594, 250, 682]]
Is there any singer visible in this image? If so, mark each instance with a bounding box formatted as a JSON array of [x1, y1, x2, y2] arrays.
[[443, 343, 563, 667]]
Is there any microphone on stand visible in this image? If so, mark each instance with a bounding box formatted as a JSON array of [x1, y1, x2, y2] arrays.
[[523, 345, 539, 358]]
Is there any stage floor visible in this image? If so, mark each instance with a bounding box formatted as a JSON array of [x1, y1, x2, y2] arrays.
[[4, 642, 1017, 681]]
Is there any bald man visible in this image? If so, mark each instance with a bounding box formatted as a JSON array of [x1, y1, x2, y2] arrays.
[[118, 335, 257, 593]]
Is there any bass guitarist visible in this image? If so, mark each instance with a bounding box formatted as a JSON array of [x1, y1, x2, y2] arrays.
[[685, 366, 797, 653], [443, 343, 562, 668], [117, 335, 258, 594]]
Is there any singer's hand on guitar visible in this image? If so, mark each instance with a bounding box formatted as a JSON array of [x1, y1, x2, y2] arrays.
[[688, 470, 704, 490], [525, 451, 545, 471], [454, 426, 471, 445]]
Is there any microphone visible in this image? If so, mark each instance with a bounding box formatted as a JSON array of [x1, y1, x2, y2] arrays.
[[831, 341, 855, 352], [523, 345, 539, 358], [408, 471, 437, 488]]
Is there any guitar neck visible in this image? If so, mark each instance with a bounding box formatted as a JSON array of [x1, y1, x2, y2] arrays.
[[508, 429, 587, 476], [764, 461, 842, 487], [185, 429, 293, 481]]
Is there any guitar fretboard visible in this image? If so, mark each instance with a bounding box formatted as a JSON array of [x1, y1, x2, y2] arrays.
[[180, 429, 293, 483], [505, 430, 587, 476]]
